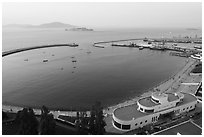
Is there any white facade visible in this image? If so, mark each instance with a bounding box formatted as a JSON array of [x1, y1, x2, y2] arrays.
[[137, 92, 184, 113], [112, 92, 197, 131]]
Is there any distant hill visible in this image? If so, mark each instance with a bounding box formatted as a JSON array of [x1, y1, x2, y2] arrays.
[[3, 22, 76, 29], [3, 22, 94, 31], [38, 22, 76, 28]]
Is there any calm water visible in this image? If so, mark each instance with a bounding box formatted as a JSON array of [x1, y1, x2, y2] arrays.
[[2, 28, 201, 110]]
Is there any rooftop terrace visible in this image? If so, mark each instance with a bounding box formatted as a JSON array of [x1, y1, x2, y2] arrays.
[[113, 92, 197, 121], [167, 93, 180, 102], [138, 96, 160, 107], [138, 93, 180, 108]]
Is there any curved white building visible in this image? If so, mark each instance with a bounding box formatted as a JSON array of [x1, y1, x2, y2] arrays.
[[112, 92, 197, 131], [191, 53, 202, 61]]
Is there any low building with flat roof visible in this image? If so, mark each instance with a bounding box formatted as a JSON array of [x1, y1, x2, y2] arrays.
[[112, 92, 197, 131]]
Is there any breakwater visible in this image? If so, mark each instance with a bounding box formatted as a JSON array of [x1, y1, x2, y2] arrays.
[[93, 38, 144, 45], [2, 43, 78, 57]]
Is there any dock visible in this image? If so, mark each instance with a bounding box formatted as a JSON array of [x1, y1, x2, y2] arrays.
[[93, 37, 202, 57], [93, 37, 202, 45], [169, 52, 191, 58]]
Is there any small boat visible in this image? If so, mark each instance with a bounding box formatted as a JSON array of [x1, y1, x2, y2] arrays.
[[172, 43, 177, 47], [69, 43, 79, 47], [139, 47, 144, 50], [143, 38, 148, 42], [43, 59, 48, 62], [194, 45, 202, 49], [191, 54, 202, 60], [24, 59, 29, 61], [72, 60, 77, 63], [111, 43, 126, 47], [150, 46, 165, 51], [94, 45, 105, 48]]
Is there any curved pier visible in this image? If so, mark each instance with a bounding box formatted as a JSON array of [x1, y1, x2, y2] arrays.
[[2, 43, 78, 57], [93, 38, 144, 45]]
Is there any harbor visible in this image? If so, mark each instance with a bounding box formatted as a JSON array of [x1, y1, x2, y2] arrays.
[[93, 37, 202, 58], [2, 54, 202, 134], [2, 36, 202, 133], [2, 2, 202, 135]]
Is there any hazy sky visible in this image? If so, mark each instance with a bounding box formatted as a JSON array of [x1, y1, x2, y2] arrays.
[[2, 2, 202, 28]]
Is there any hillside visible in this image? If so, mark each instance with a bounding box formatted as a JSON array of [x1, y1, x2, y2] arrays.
[[3, 22, 76, 29]]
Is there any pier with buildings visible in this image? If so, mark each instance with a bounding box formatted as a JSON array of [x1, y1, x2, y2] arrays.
[[93, 37, 202, 59]]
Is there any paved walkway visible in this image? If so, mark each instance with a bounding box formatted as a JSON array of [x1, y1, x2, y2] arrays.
[[153, 119, 202, 135]]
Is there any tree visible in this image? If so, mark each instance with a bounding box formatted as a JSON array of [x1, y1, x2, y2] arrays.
[[88, 101, 106, 135], [39, 105, 56, 135], [75, 111, 88, 135], [2, 111, 8, 120], [15, 108, 38, 135], [75, 112, 81, 134]]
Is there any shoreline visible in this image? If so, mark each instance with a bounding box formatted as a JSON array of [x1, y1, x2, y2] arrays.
[[2, 57, 198, 117], [103, 57, 198, 115]]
